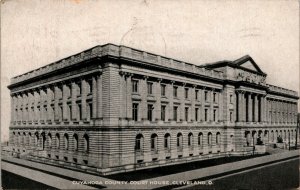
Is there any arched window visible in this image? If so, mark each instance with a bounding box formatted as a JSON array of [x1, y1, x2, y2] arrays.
[[64, 134, 69, 150], [12, 131, 16, 145], [56, 133, 60, 149], [207, 132, 212, 146], [188, 133, 193, 146], [23, 132, 26, 146], [73, 134, 78, 151], [164, 133, 171, 149], [28, 132, 32, 146], [279, 130, 282, 138], [135, 134, 144, 151], [230, 135, 234, 144], [41, 133, 46, 150], [271, 130, 274, 142], [35, 132, 39, 146], [216, 132, 221, 145], [151, 133, 158, 151], [177, 133, 183, 148], [18, 132, 21, 145], [198, 132, 203, 146], [48, 133, 52, 149], [83, 134, 89, 152]]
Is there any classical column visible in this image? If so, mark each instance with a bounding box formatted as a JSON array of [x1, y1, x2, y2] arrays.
[[96, 74, 102, 118], [92, 76, 97, 119], [54, 85, 60, 121], [180, 83, 186, 121], [237, 91, 243, 122], [119, 72, 125, 120], [10, 95, 15, 122], [254, 95, 259, 122], [20, 93, 24, 122], [218, 90, 223, 123], [39, 89, 45, 121], [81, 78, 87, 120], [241, 92, 246, 122], [125, 73, 132, 120], [155, 78, 162, 121], [62, 82, 68, 121], [263, 95, 267, 122], [70, 80, 77, 120], [201, 87, 206, 122], [28, 91, 34, 122], [191, 85, 196, 122], [46, 86, 52, 121], [210, 89, 214, 122], [141, 76, 148, 120], [247, 93, 252, 122], [168, 81, 174, 121], [33, 90, 39, 122]]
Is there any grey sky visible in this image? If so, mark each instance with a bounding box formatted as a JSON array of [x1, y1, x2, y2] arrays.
[[1, 0, 299, 142]]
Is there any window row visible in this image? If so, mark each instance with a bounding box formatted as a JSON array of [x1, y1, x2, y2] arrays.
[[11, 132, 90, 152], [12, 77, 95, 109], [132, 80, 220, 102], [13, 102, 94, 123], [132, 103, 219, 122], [135, 132, 221, 151]]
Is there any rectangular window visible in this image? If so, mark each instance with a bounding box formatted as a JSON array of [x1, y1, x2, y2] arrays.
[[173, 86, 178, 98], [135, 138, 141, 150], [132, 103, 139, 121], [205, 109, 208, 122], [67, 83, 72, 98], [151, 137, 155, 150], [77, 81, 82, 95], [89, 103, 93, 119], [185, 107, 189, 121], [205, 91, 208, 101], [195, 108, 199, 121], [213, 92, 217, 102], [147, 104, 153, 121], [132, 80, 139, 93], [78, 104, 82, 120], [173, 106, 178, 121], [161, 105, 166, 121], [59, 105, 63, 121], [185, 88, 189, 99], [164, 137, 168, 148], [213, 109, 217, 122], [147, 82, 153, 95], [161, 84, 166, 96], [87, 79, 93, 94], [195, 90, 199, 100], [68, 105, 72, 120]]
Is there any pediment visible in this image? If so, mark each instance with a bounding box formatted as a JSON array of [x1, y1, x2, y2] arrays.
[[233, 55, 265, 75], [240, 60, 260, 72]]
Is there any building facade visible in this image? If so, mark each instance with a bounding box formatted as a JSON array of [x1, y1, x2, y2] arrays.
[[8, 44, 299, 174]]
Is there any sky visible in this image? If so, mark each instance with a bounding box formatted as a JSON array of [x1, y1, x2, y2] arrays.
[[1, 0, 299, 142]]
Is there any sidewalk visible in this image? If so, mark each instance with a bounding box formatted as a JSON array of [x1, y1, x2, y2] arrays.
[[2, 149, 299, 189]]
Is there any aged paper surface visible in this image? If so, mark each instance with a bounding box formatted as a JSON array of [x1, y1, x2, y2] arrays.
[[1, 0, 299, 189]]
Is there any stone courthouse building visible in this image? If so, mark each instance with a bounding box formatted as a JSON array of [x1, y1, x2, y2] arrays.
[[8, 44, 299, 174]]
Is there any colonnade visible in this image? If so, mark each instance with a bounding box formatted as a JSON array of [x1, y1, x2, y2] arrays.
[[120, 72, 223, 123], [11, 74, 101, 124], [236, 90, 266, 123]]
